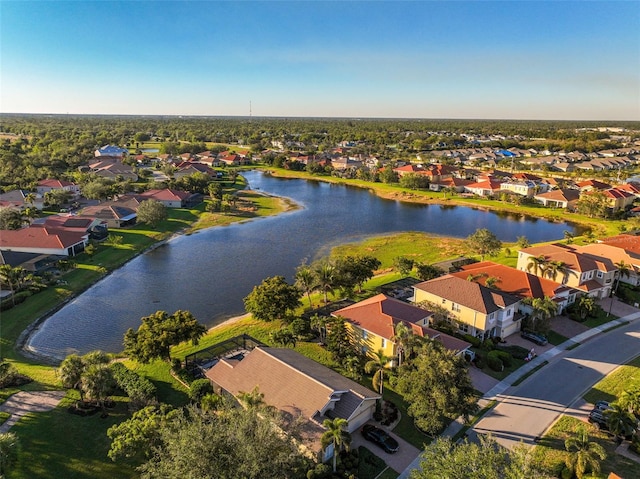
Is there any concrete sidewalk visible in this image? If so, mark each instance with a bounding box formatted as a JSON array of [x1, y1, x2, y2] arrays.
[[398, 304, 640, 479]]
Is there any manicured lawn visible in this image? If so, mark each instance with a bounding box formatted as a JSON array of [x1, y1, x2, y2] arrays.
[[547, 330, 569, 346], [383, 385, 432, 450], [11, 392, 138, 479], [583, 309, 620, 328], [583, 355, 640, 405], [532, 415, 640, 478]]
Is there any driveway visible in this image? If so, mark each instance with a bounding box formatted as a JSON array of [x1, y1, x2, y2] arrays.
[[351, 422, 421, 473], [0, 390, 66, 433]]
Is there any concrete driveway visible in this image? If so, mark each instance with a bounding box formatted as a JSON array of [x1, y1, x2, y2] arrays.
[[351, 422, 422, 473]]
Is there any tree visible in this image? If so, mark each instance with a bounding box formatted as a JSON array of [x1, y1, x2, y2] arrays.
[[58, 350, 110, 401], [270, 329, 297, 348], [365, 349, 391, 394], [137, 403, 309, 479], [0, 265, 28, 306], [0, 207, 24, 230], [614, 260, 631, 293], [465, 228, 502, 261], [208, 182, 223, 200], [188, 378, 214, 403], [564, 429, 606, 479], [410, 436, 551, 479], [0, 432, 19, 479], [237, 386, 266, 410], [334, 255, 381, 293], [123, 310, 206, 363], [44, 189, 71, 208], [379, 167, 398, 184], [313, 261, 336, 303], [576, 191, 608, 218], [243, 276, 301, 322], [619, 388, 640, 417], [522, 296, 557, 334], [320, 418, 351, 473], [563, 230, 575, 244], [415, 263, 444, 281], [391, 322, 416, 366], [546, 260, 572, 284], [516, 236, 531, 249], [136, 199, 167, 227], [310, 314, 330, 344], [393, 256, 415, 276], [81, 363, 115, 412], [576, 295, 596, 321], [294, 263, 317, 308], [325, 316, 355, 361], [604, 403, 637, 441], [82, 180, 113, 201], [395, 341, 477, 435]]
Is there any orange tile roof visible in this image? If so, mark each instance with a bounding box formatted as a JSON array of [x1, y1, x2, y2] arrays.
[[520, 243, 615, 273], [601, 234, 640, 256], [0, 226, 86, 249], [452, 261, 565, 299]]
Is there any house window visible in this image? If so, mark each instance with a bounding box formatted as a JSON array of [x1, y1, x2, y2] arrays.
[[506, 308, 512, 317], [451, 303, 460, 312], [458, 323, 469, 333], [597, 271, 603, 279], [362, 330, 368, 340], [441, 298, 447, 304], [381, 338, 386, 348]]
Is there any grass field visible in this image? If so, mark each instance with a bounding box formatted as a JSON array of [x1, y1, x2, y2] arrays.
[[584, 355, 640, 405]]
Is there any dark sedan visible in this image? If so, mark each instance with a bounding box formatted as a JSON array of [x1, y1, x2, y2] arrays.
[[361, 425, 399, 454], [520, 330, 548, 346]]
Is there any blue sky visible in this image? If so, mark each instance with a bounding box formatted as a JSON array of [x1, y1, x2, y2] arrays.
[[2, 1, 639, 120]]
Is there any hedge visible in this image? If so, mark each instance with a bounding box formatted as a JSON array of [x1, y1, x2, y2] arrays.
[[110, 362, 157, 409]]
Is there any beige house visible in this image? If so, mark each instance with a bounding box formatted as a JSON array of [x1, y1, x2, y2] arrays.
[[413, 275, 522, 340], [517, 244, 616, 299], [205, 347, 380, 462]]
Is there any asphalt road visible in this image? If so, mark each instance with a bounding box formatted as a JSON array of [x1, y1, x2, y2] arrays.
[[472, 320, 640, 449]]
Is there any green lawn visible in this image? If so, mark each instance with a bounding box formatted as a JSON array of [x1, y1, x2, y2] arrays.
[[532, 415, 640, 478], [584, 355, 640, 405], [547, 330, 569, 346]]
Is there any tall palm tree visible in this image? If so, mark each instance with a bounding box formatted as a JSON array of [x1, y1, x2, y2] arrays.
[[81, 363, 114, 412], [524, 296, 557, 333], [365, 349, 391, 395], [320, 418, 351, 473], [0, 265, 27, 306], [527, 255, 549, 277], [295, 264, 317, 308], [614, 260, 632, 294], [564, 429, 606, 479], [58, 354, 86, 399], [391, 322, 414, 366], [314, 261, 336, 304]]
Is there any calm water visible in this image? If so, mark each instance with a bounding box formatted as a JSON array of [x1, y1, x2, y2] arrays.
[[27, 171, 582, 359]]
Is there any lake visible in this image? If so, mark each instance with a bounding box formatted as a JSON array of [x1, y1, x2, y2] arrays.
[[26, 171, 582, 359]]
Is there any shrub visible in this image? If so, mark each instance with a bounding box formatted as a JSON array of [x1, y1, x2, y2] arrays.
[[481, 339, 495, 351], [189, 378, 214, 402], [495, 344, 529, 360], [460, 334, 481, 348], [110, 363, 156, 409], [473, 354, 485, 369], [486, 351, 504, 372], [0, 291, 32, 311], [494, 350, 513, 367]]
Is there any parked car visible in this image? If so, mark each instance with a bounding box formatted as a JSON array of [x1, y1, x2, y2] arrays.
[[594, 400, 612, 412], [520, 330, 548, 346], [361, 425, 399, 454], [588, 409, 609, 430]]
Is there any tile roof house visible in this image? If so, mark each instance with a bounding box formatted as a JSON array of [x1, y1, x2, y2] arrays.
[[333, 293, 471, 363], [0, 189, 44, 211], [581, 240, 640, 287], [464, 179, 503, 197], [123, 188, 202, 208], [88, 158, 138, 181], [173, 161, 216, 178], [516, 244, 616, 299], [80, 201, 138, 228], [602, 188, 635, 210], [205, 347, 380, 461], [575, 179, 612, 192], [0, 225, 88, 257], [36, 179, 81, 198], [451, 261, 578, 313], [534, 188, 581, 210], [413, 275, 522, 340], [95, 145, 128, 158], [31, 214, 108, 241]]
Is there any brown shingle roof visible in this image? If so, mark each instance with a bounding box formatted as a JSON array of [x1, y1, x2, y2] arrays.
[[414, 275, 519, 313]]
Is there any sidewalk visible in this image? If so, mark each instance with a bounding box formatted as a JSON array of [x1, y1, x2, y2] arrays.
[[397, 304, 640, 479]]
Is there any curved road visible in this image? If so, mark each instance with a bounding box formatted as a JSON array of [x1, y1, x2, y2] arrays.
[[472, 318, 640, 449]]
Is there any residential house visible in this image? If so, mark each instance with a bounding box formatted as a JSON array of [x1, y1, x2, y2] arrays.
[[602, 188, 635, 211], [516, 244, 616, 299], [95, 145, 127, 158], [124, 188, 202, 208], [333, 293, 471, 363], [36, 179, 81, 199], [31, 215, 109, 241], [88, 158, 138, 181], [0, 250, 60, 274], [575, 179, 611, 192], [413, 275, 522, 340], [173, 161, 215, 179], [205, 346, 380, 461], [80, 201, 138, 228], [577, 242, 640, 287], [464, 179, 503, 197], [451, 261, 578, 314], [534, 189, 581, 210], [0, 189, 44, 210], [0, 226, 88, 257]]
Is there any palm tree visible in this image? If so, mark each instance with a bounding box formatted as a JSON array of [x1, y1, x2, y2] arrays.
[[310, 314, 329, 344], [0, 265, 27, 306], [484, 276, 501, 290], [564, 230, 575, 244], [58, 354, 86, 399], [391, 322, 415, 366], [524, 296, 557, 333], [365, 349, 391, 395], [577, 295, 596, 321], [237, 386, 265, 409], [81, 363, 114, 412], [314, 261, 336, 304], [614, 260, 632, 294], [619, 388, 640, 418], [545, 260, 570, 283], [604, 403, 637, 442], [320, 417, 351, 473], [526, 255, 549, 277], [564, 429, 606, 479], [295, 264, 317, 308]]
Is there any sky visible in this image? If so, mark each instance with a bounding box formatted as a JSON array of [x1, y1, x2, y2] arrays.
[[1, 1, 639, 121]]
